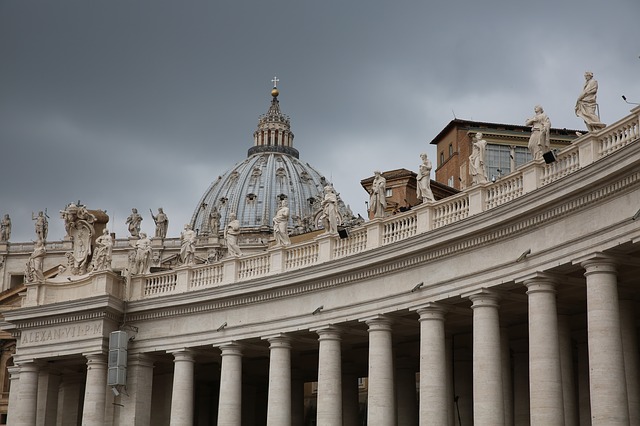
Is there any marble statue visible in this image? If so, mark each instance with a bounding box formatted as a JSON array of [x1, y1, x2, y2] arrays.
[[224, 213, 242, 257], [209, 207, 221, 235], [151, 208, 169, 239], [416, 153, 435, 202], [180, 224, 197, 265], [525, 105, 551, 161], [320, 185, 339, 234], [132, 233, 153, 274], [0, 214, 10, 242], [469, 133, 489, 185], [126, 208, 143, 237], [369, 171, 387, 218], [575, 71, 606, 132], [272, 199, 291, 245], [60, 203, 96, 275], [91, 229, 113, 272], [25, 240, 46, 283], [32, 211, 49, 241]]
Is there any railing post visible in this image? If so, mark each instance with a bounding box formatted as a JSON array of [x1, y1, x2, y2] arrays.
[[366, 219, 384, 250], [270, 247, 286, 274], [577, 133, 599, 167], [175, 267, 190, 293], [128, 276, 145, 301], [316, 233, 335, 263], [221, 258, 239, 285], [467, 185, 487, 216], [521, 161, 543, 194], [415, 203, 433, 234]]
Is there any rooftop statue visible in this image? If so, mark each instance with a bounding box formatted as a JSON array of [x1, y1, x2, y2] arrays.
[[25, 240, 46, 283], [0, 214, 10, 242], [126, 208, 143, 238], [320, 185, 339, 234], [273, 199, 291, 245], [91, 228, 113, 272], [180, 224, 197, 265], [575, 71, 606, 132], [132, 233, 153, 274], [469, 133, 488, 185], [417, 153, 436, 201], [60, 203, 97, 275], [525, 105, 551, 161], [224, 213, 242, 257], [32, 210, 49, 241], [151, 208, 168, 239], [209, 207, 221, 235], [369, 171, 387, 219]]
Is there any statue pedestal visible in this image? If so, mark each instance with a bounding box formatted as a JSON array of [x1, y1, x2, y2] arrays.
[[151, 238, 164, 248], [0, 242, 7, 252], [61, 240, 73, 251], [207, 236, 219, 245]]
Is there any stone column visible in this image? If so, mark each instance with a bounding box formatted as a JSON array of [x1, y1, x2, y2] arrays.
[[13, 362, 39, 426], [576, 340, 591, 425], [558, 315, 578, 426], [6, 366, 20, 426], [620, 299, 640, 425], [291, 372, 305, 426], [417, 304, 448, 425], [365, 315, 395, 426], [512, 350, 530, 426], [501, 327, 513, 426], [81, 354, 107, 426], [341, 365, 360, 426], [395, 358, 417, 426], [581, 258, 629, 425], [469, 290, 504, 426], [119, 354, 154, 425], [266, 335, 292, 426], [56, 373, 83, 426], [218, 343, 243, 426], [37, 368, 61, 426], [524, 277, 564, 425], [169, 349, 195, 426], [315, 326, 342, 426]]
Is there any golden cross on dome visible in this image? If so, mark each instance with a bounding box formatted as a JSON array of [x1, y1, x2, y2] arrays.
[[271, 76, 280, 88]]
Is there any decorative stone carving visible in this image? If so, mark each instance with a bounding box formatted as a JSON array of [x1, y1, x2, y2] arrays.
[[151, 208, 168, 239], [25, 240, 46, 283], [469, 133, 489, 185], [321, 185, 339, 234], [32, 211, 49, 241], [180, 224, 197, 265], [132, 233, 152, 275], [526, 105, 551, 161], [369, 171, 387, 219], [417, 153, 436, 201], [126, 208, 143, 238], [0, 214, 10, 242], [575, 71, 606, 132], [91, 229, 113, 272], [60, 203, 97, 275], [273, 199, 291, 246], [224, 213, 242, 257]]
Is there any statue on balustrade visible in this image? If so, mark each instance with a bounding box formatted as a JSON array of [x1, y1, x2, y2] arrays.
[[25, 240, 46, 283], [369, 171, 387, 219], [320, 185, 339, 234], [151, 207, 168, 239], [224, 213, 242, 257], [180, 224, 197, 265], [132, 233, 153, 274], [469, 133, 489, 185], [91, 228, 113, 272], [417, 153, 436, 201], [273, 199, 291, 245], [575, 71, 606, 132], [0, 214, 11, 242], [525, 105, 551, 161], [126, 208, 143, 238], [32, 210, 49, 241]]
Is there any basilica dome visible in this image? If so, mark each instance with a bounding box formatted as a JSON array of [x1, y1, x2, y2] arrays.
[[190, 85, 355, 238]]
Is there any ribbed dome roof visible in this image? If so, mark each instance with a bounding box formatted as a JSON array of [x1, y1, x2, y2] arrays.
[[190, 83, 354, 236]]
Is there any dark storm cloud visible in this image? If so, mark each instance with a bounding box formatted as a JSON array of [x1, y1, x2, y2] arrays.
[[1, 0, 638, 242]]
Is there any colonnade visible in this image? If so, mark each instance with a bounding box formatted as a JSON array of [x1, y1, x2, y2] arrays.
[[6, 256, 640, 426]]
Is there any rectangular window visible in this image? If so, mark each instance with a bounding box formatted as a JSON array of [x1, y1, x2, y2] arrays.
[[385, 188, 393, 197]]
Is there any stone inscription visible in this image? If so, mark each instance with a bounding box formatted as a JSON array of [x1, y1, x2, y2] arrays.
[[20, 322, 103, 346]]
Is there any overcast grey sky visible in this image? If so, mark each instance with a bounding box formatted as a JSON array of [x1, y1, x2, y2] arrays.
[[1, 0, 638, 242]]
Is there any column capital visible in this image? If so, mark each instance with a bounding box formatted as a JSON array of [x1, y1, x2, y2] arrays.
[[219, 342, 243, 356], [463, 288, 501, 309], [313, 325, 342, 341], [572, 252, 618, 274], [263, 333, 292, 349], [127, 353, 155, 369], [514, 270, 561, 284], [360, 314, 393, 331], [168, 348, 195, 362], [414, 302, 448, 321], [83, 353, 107, 365]]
